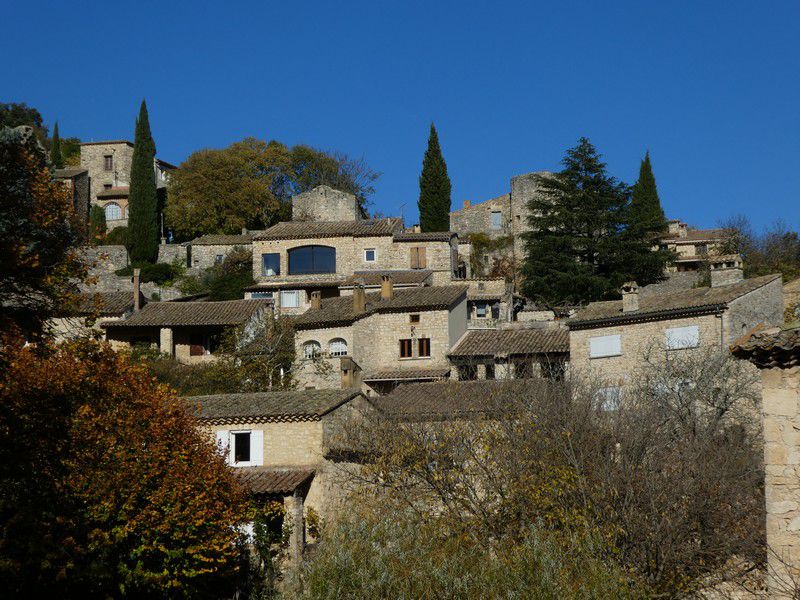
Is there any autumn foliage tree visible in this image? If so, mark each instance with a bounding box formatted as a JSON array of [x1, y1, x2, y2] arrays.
[[0, 338, 248, 597]]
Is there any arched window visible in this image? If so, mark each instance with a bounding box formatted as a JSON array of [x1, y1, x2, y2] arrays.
[[288, 245, 336, 275], [329, 338, 348, 357], [303, 340, 321, 359], [104, 202, 122, 220]]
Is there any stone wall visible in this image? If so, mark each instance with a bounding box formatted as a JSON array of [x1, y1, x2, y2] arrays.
[[190, 243, 249, 270], [449, 194, 511, 241], [292, 186, 359, 222], [80, 142, 134, 203], [80, 244, 129, 273], [760, 366, 800, 596], [728, 277, 784, 342], [158, 243, 189, 267]]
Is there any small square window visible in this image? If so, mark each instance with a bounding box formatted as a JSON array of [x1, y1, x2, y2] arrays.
[[364, 248, 376, 262], [476, 304, 487, 318], [233, 432, 251, 463], [410, 314, 420, 324], [214, 254, 224, 264], [103, 183, 112, 190]]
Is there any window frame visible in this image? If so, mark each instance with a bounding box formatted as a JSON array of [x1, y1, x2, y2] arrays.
[[288, 245, 336, 275], [104, 202, 122, 221], [303, 340, 321, 359], [364, 248, 376, 262], [399, 338, 413, 359], [409, 314, 420, 324], [490, 210, 503, 230], [103, 154, 113, 171], [329, 338, 348, 357], [261, 253, 281, 277], [280, 290, 300, 308], [664, 325, 700, 351], [417, 337, 431, 358], [250, 291, 273, 299]]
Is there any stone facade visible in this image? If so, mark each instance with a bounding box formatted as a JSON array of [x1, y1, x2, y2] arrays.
[[191, 243, 249, 270], [157, 243, 190, 267], [55, 169, 91, 232], [292, 185, 360, 222]]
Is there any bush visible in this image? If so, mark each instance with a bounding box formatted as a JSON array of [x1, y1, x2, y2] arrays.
[[104, 225, 128, 246], [178, 247, 254, 300], [116, 261, 181, 286], [288, 508, 644, 599], [88, 205, 106, 244]]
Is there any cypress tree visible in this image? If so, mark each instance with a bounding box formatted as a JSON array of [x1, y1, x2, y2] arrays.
[[126, 100, 159, 263], [50, 121, 63, 169], [625, 151, 672, 283], [417, 124, 451, 232], [522, 138, 635, 306]]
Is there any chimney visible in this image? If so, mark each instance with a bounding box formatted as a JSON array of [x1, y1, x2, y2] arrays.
[[133, 268, 142, 311], [352, 285, 366, 314], [710, 255, 744, 287], [309, 290, 322, 310], [621, 281, 639, 313], [241, 227, 248, 235], [380, 275, 394, 300], [463, 200, 471, 209]]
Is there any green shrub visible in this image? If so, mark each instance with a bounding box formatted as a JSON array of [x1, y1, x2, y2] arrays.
[[88, 205, 106, 244], [115, 261, 181, 285], [105, 225, 128, 246]]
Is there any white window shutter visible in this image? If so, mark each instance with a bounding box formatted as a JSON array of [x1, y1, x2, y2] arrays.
[[250, 430, 264, 466], [215, 430, 230, 463], [589, 335, 621, 358], [665, 326, 700, 350]]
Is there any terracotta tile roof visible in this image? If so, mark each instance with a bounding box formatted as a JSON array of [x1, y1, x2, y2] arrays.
[[191, 233, 252, 246], [293, 285, 468, 330], [57, 291, 137, 317], [54, 167, 88, 178], [570, 274, 781, 330], [392, 231, 456, 242], [97, 187, 129, 199], [371, 379, 536, 421], [101, 299, 271, 328], [254, 218, 403, 241], [449, 328, 569, 357], [341, 270, 432, 287], [661, 228, 730, 243], [732, 324, 800, 368], [244, 279, 344, 291], [362, 368, 451, 382], [185, 389, 361, 424], [235, 468, 315, 495], [80, 140, 134, 147]]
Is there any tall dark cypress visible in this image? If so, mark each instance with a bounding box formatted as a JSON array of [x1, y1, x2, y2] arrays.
[[417, 124, 451, 232], [126, 100, 159, 263], [50, 121, 63, 169], [629, 151, 666, 232]]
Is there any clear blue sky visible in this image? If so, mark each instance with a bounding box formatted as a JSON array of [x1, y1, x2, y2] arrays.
[[6, 1, 798, 230]]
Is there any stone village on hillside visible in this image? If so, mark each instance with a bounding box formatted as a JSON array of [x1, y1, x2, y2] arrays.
[[45, 138, 798, 590]]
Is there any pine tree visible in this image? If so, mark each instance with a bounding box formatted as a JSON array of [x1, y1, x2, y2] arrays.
[[625, 151, 672, 283], [417, 124, 451, 231], [522, 138, 641, 306], [50, 121, 63, 169], [126, 100, 159, 263]]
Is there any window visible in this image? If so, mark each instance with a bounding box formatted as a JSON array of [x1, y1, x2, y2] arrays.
[[104, 202, 122, 220], [103, 183, 112, 190], [665, 325, 700, 350], [288, 245, 336, 275], [216, 430, 264, 467], [233, 432, 251, 463], [595, 386, 622, 411], [104, 155, 113, 171], [418, 337, 431, 357], [476, 303, 487, 318], [399, 339, 413, 358], [589, 334, 621, 358], [251, 291, 273, 299], [490, 211, 502, 230], [485, 363, 495, 380], [214, 254, 224, 265], [329, 338, 348, 357], [303, 340, 321, 359], [410, 314, 420, 324], [458, 364, 477, 380], [491, 304, 500, 319], [364, 248, 376, 262], [410, 246, 427, 269], [280, 290, 300, 308], [261, 253, 280, 276]]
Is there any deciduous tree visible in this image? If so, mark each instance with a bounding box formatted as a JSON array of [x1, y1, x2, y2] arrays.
[[127, 100, 159, 263], [0, 338, 248, 597], [417, 123, 452, 232]]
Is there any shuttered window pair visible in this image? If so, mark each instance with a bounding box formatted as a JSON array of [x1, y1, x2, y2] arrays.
[[216, 429, 264, 467], [410, 247, 427, 269]]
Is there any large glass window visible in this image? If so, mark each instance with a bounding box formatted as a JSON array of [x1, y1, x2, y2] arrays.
[[288, 245, 336, 275], [261, 253, 280, 276], [104, 202, 122, 220]]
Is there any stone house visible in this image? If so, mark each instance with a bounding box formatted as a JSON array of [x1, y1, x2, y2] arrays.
[[185, 388, 369, 560], [80, 140, 176, 229], [292, 281, 468, 395], [569, 264, 783, 399], [448, 327, 569, 381], [732, 325, 800, 597], [248, 216, 462, 315], [103, 298, 272, 363], [48, 290, 142, 342], [449, 171, 552, 263], [188, 232, 253, 269], [659, 220, 731, 272], [54, 167, 90, 231]]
